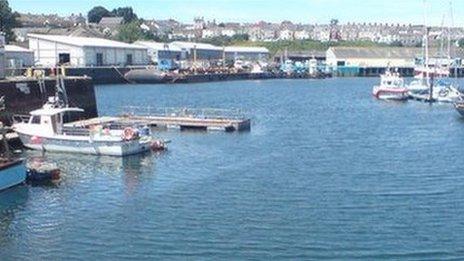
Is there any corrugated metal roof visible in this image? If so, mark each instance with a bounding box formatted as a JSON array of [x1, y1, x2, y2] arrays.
[[171, 41, 222, 51], [224, 46, 269, 53], [28, 34, 147, 50], [134, 41, 182, 52], [329, 47, 421, 59], [5, 45, 33, 52], [274, 50, 326, 58]]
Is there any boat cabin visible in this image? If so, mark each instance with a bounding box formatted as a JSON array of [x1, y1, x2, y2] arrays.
[[25, 106, 84, 136], [380, 72, 404, 88]]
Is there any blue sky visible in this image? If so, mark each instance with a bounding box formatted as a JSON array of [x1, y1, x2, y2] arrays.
[[9, 0, 464, 26]]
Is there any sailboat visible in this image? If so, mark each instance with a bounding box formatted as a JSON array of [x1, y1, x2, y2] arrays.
[[407, 8, 462, 103]]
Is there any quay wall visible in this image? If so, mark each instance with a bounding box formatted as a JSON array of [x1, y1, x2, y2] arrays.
[[0, 76, 98, 125], [6, 66, 464, 86]]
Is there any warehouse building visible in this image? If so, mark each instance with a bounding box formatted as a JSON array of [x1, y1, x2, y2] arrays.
[[274, 50, 326, 63], [224, 46, 270, 61], [28, 34, 149, 67], [134, 41, 182, 70], [326, 46, 420, 68], [5, 45, 34, 68], [171, 41, 223, 61]]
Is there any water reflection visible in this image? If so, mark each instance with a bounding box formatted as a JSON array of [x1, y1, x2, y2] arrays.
[[23, 150, 162, 194], [0, 186, 29, 246]]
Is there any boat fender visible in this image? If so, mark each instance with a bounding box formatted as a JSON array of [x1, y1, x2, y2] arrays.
[[150, 140, 166, 151]]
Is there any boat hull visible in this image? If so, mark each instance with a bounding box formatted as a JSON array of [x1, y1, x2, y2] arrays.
[[372, 87, 409, 101], [0, 160, 26, 191], [17, 133, 152, 157]]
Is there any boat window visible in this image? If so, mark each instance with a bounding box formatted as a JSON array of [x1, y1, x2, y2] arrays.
[[31, 116, 41, 124]]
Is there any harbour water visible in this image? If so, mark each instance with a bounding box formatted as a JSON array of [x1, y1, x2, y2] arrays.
[[2, 78, 464, 259]]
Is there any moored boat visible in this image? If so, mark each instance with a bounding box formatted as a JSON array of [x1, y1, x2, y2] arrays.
[[0, 158, 26, 191], [0, 122, 26, 191], [12, 97, 165, 156], [372, 70, 409, 101]]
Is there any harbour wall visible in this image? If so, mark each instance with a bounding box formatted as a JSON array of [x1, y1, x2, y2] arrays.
[[6, 66, 464, 86], [0, 76, 98, 125]]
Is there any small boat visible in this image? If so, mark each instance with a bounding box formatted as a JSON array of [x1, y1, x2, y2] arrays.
[[12, 97, 165, 156], [408, 80, 462, 103], [0, 158, 26, 191], [433, 81, 462, 103], [0, 122, 26, 191], [372, 70, 409, 101]]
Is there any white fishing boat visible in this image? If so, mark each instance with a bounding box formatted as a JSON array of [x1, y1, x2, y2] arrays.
[[12, 97, 164, 156], [372, 70, 409, 101]]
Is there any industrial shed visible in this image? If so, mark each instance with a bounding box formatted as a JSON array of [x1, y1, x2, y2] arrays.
[[134, 41, 182, 68], [28, 34, 149, 67], [5, 45, 34, 68], [224, 46, 270, 61], [274, 50, 326, 63], [326, 47, 422, 68], [171, 41, 223, 61]]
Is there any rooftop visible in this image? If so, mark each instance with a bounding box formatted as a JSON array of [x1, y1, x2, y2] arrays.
[[274, 50, 327, 58], [27, 34, 147, 50], [99, 17, 124, 25], [171, 41, 223, 51], [328, 47, 422, 59], [5, 45, 33, 52], [134, 41, 182, 52], [30, 107, 84, 116], [224, 46, 269, 53]]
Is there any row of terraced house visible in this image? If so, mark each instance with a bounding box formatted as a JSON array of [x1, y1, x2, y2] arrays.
[[13, 14, 464, 47]]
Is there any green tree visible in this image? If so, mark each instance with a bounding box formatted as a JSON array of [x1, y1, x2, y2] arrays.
[[111, 7, 137, 23], [116, 21, 143, 43], [458, 38, 464, 48], [0, 0, 21, 43], [87, 6, 112, 23]]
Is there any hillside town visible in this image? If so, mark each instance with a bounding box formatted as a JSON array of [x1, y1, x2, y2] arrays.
[[11, 12, 464, 45], [2, 5, 464, 82]]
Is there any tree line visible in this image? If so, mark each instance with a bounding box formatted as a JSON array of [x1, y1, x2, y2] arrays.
[[0, 0, 21, 42]]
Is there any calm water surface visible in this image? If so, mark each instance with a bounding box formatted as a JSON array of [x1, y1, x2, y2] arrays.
[[2, 78, 464, 259]]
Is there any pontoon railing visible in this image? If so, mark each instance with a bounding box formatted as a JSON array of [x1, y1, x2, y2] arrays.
[[121, 106, 247, 120]]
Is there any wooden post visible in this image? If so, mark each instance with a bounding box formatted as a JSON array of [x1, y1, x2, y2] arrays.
[[193, 44, 197, 75], [222, 46, 226, 72]]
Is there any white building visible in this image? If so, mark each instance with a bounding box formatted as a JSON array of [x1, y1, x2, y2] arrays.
[[326, 47, 419, 68], [221, 29, 236, 37], [28, 34, 149, 67], [134, 41, 182, 63], [224, 46, 270, 61], [171, 41, 223, 60], [278, 29, 294, 40], [294, 30, 311, 40], [5, 45, 34, 68]]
